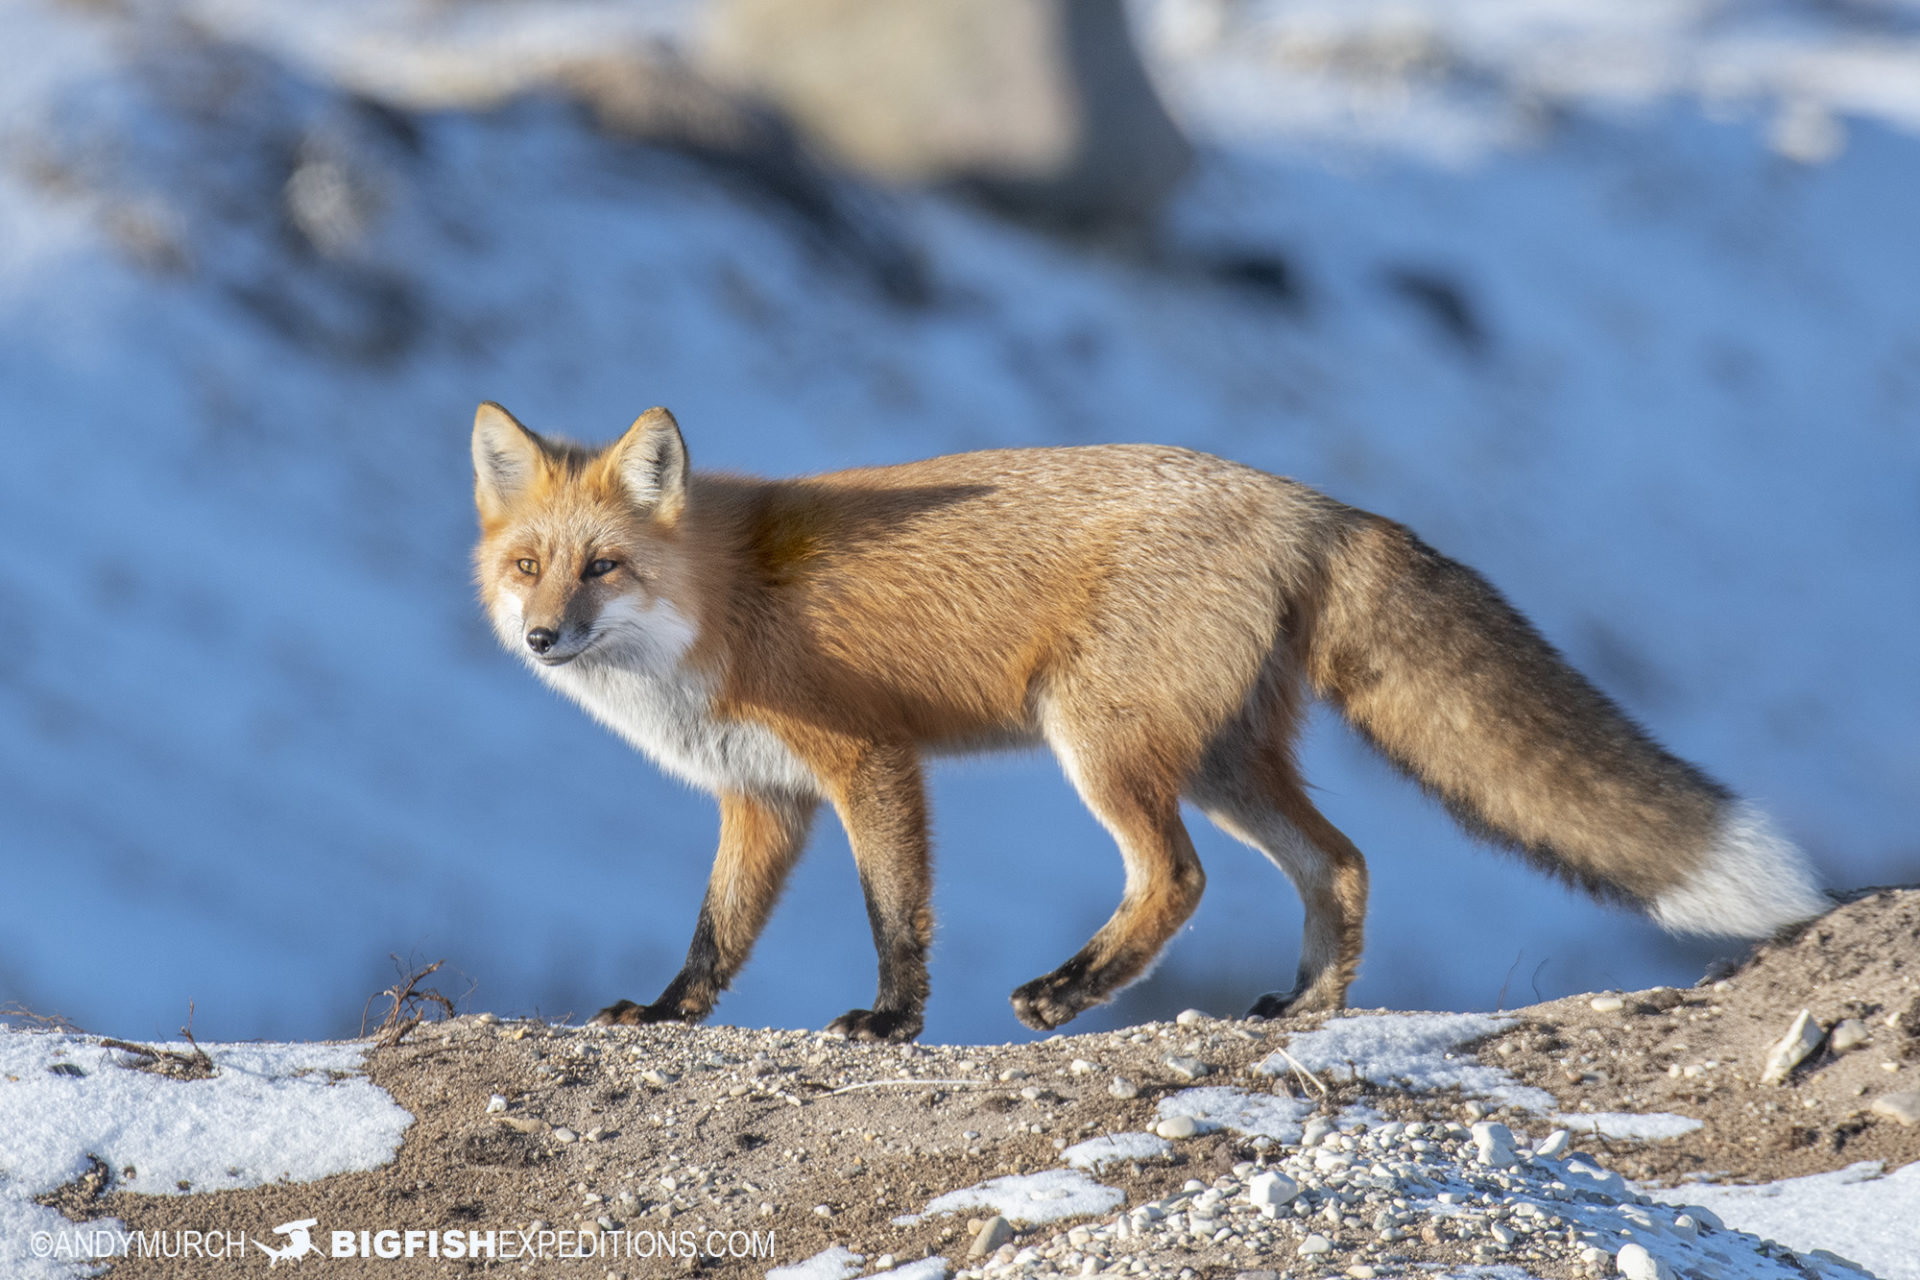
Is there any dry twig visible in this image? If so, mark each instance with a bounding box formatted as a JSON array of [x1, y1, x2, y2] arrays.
[[0, 1002, 78, 1032], [363, 956, 457, 1047]]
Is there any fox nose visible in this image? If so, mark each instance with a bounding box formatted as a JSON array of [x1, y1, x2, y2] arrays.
[[526, 627, 559, 655]]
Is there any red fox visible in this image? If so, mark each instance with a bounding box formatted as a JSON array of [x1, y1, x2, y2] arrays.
[[471, 402, 1829, 1041]]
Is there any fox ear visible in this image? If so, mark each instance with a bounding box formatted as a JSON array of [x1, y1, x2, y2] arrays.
[[613, 407, 690, 526], [472, 402, 546, 523]]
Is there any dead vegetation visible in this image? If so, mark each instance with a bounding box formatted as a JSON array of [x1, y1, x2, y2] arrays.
[[361, 955, 461, 1047], [97, 1003, 217, 1081]]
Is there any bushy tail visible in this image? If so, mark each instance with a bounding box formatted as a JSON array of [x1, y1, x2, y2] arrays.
[[1302, 514, 1828, 938]]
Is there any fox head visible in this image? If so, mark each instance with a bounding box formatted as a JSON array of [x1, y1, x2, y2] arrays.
[[471, 401, 698, 670]]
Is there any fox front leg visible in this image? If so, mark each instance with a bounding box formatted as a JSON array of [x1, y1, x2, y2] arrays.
[[591, 793, 815, 1027], [821, 742, 933, 1043]]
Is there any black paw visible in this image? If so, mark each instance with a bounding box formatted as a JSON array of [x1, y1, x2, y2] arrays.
[[826, 1008, 923, 1042], [1247, 990, 1298, 1019], [589, 998, 700, 1027], [1010, 973, 1093, 1031], [1248, 983, 1342, 1019]]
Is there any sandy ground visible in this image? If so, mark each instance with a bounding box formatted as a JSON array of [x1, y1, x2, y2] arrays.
[[40, 888, 1920, 1278]]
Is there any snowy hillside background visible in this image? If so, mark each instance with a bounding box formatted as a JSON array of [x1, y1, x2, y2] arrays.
[[1, 0, 1916, 1045]]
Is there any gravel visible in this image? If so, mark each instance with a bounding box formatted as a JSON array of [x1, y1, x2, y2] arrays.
[[942, 1112, 1874, 1280]]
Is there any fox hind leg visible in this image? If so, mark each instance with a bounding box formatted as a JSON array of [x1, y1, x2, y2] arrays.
[[1013, 728, 1207, 1030], [1191, 750, 1369, 1017], [592, 791, 815, 1027]]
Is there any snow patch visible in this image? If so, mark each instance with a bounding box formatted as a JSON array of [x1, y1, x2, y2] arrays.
[[767, 1245, 864, 1280], [0, 1029, 410, 1280], [1652, 1161, 1920, 1280], [1555, 1112, 1703, 1141], [1061, 1132, 1172, 1171], [871, 1259, 949, 1280], [902, 1171, 1123, 1227], [1266, 1013, 1557, 1112], [1155, 1086, 1314, 1140]]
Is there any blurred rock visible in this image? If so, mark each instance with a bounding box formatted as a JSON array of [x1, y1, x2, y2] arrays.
[[701, 0, 1191, 229], [564, 51, 928, 305]]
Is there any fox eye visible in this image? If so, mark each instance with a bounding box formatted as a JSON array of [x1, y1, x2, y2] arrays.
[[584, 558, 618, 579], [516, 558, 539, 576]]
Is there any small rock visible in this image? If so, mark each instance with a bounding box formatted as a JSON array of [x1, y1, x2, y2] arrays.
[[552, 1127, 578, 1144], [640, 1068, 677, 1087], [1108, 1076, 1140, 1100], [1615, 1241, 1672, 1280], [1299, 1234, 1332, 1256], [1870, 1091, 1920, 1126], [1176, 1009, 1206, 1026], [1563, 1159, 1628, 1201], [1535, 1128, 1571, 1159], [495, 1116, 548, 1135], [1831, 1019, 1871, 1053], [970, 1216, 1014, 1257], [1590, 995, 1626, 1013], [1761, 1009, 1825, 1085], [812, 1205, 833, 1218], [1235, 1272, 1279, 1280], [1301, 1118, 1334, 1147], [1163, 1055, 1211, 1081], [1247, 1171, 1299, 1214], [1471, 1121, 1517, 1168], [1156, 1115, 1200, 1140], [1348, 1267, 1376, 1279], [485, 1094, 508, 1113], [1070, 1059, 1096, 1075]]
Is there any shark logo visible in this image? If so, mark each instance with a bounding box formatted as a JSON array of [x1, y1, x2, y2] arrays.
[[255, 1219, 320, 1267]]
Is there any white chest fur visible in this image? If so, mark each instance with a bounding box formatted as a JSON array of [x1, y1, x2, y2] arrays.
[[540, 657, 817, 799], [494, 591, 816, 799]]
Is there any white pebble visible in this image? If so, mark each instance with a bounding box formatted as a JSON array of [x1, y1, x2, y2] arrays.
[[1616, 1242, 1672, 1280], [1156, 1115, 1199, 1140]]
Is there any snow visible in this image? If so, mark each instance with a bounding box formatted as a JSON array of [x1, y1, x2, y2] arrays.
[[766, 1244, 864, 1280], [906, 1171, 1125, 1227], [1558, 1112, 1703, 1141], [1264, 1014, 1708, 1140], [1155, 1086, 1314, 1141], [1265, 1012, 1558, 1112], [871, 1260, 950, 1280], [1652, 1160, 1920, 1280], [1061, 1133, 1172, 1171], [0, 1028, 410, 1280]]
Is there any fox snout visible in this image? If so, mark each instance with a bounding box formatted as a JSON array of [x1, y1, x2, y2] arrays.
[[526, 626, 560, 656]]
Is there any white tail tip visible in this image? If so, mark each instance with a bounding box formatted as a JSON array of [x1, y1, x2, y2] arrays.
[[1649, 801, 1829, 938]]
